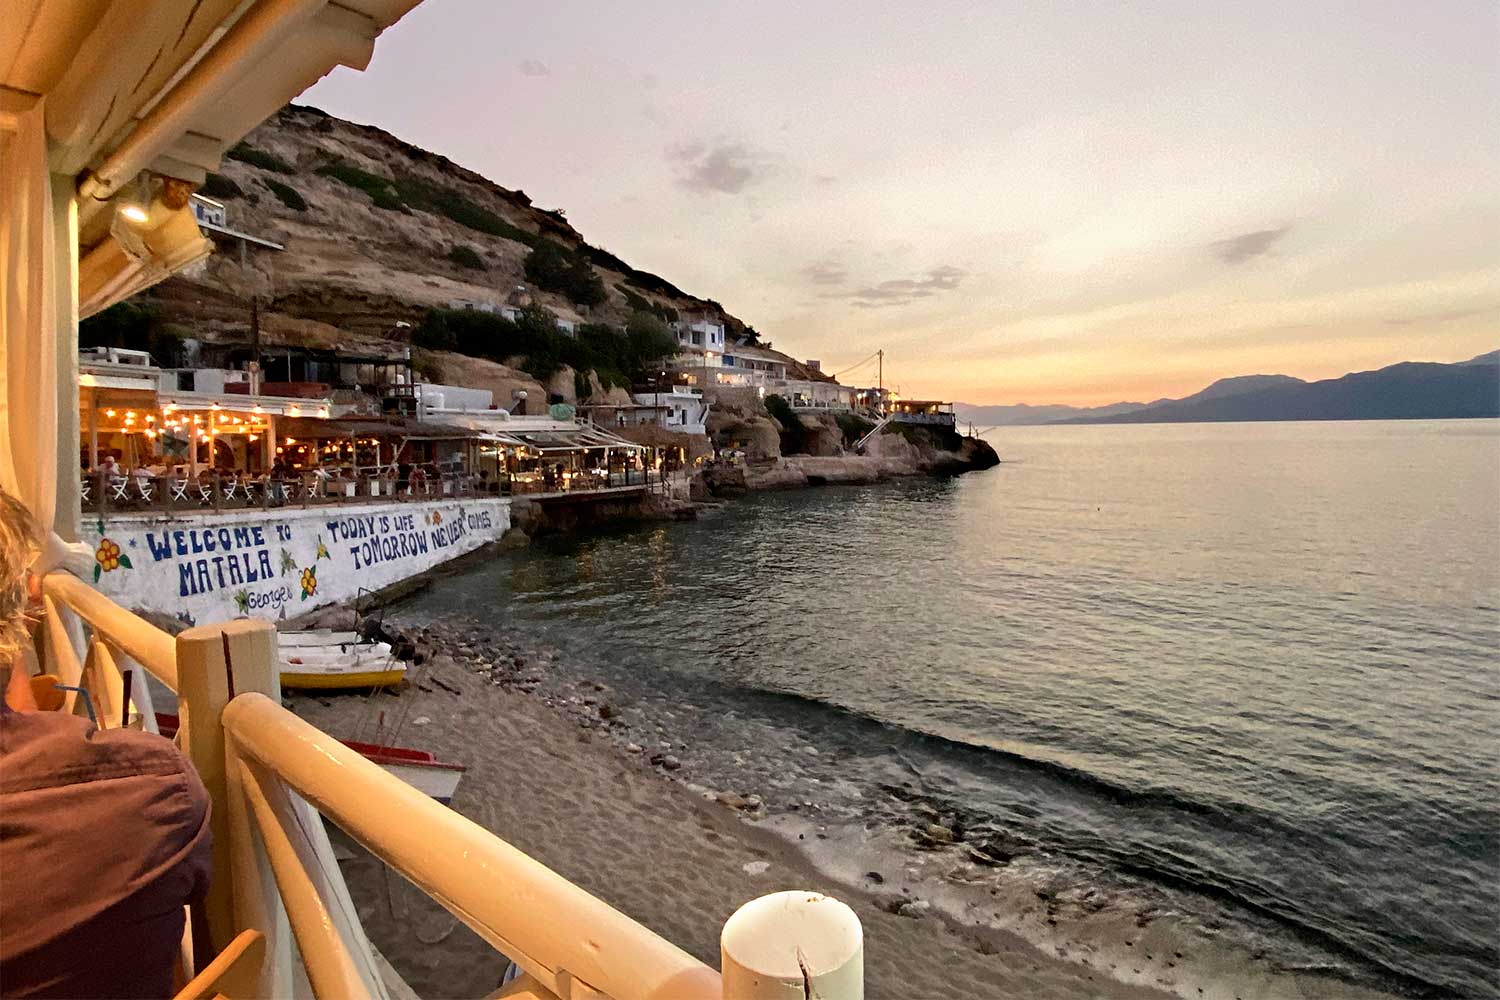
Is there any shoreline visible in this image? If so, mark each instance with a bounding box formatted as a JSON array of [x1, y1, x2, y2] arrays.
[[292, 610, 1396, 1000], [292, 622, 1174, 1000]]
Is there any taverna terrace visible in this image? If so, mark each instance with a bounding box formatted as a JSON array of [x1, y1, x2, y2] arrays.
[[1, 3, 864, 998]]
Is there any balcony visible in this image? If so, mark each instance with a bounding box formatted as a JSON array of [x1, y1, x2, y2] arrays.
[[34, 576, 864, 999]]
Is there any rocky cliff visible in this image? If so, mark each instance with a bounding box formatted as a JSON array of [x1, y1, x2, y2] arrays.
[[146, 104, 751, 355]]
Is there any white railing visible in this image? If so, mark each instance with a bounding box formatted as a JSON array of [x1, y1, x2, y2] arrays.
[[36, 573, 862, 1000]]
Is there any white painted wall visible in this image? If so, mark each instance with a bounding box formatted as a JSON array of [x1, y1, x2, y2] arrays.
[[89, 497, 511, 627]]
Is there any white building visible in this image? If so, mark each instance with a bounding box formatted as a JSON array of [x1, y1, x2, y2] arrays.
[[412, 382, 494, 413], [630, 386, 710, 435]]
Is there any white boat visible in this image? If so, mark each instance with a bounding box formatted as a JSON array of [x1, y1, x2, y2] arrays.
[[155, 714, 464, 804], [278, 630, 404, 690], [340, 741, 467, 805]]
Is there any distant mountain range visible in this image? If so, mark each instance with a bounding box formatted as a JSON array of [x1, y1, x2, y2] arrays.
[[956, 352, 1499, 427]]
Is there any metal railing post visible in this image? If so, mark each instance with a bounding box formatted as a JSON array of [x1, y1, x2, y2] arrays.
[[175, 619, 291, 994]]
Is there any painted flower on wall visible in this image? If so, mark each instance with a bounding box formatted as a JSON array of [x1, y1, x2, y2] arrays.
[[431, 511, 442, 526], [279, 548, 296, 576], [299, 566, 318, 600], [315, 535, 330, 561], [92, 538, 131, 581], [234, 589, 251, 614]]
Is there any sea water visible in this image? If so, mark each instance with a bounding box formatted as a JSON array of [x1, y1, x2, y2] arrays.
[[396, 419, 1500, 998]]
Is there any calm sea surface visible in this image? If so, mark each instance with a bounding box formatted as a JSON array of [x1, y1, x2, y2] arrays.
[[397, 419, 1500, 997]]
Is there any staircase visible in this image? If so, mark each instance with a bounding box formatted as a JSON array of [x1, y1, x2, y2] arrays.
[[853, 413, 894, 452]]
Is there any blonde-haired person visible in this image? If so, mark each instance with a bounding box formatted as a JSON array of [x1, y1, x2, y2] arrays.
[[0, 489, 41, 710], [0, 486, 212, 998]]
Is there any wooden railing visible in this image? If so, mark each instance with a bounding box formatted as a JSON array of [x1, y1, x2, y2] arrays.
[[36, 573, 862, 1000]]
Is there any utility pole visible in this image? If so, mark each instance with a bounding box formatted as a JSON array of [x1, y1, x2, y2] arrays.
[[877, 349, 884, 413]]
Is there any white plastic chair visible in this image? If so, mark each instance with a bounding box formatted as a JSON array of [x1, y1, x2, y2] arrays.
[[169, 478, 189, 503], [108, 476, 130, 502]]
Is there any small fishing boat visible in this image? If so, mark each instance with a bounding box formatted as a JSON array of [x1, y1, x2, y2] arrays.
[[278, 630, 406, 690], [154, 714, 465, 804], [339, 740, 467, 805]]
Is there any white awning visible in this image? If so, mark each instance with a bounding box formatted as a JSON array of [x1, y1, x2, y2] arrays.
[[2, 0, 422, 317]]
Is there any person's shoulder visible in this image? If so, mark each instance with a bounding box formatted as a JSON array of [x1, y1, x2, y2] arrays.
[[1, 710, 196, 797]]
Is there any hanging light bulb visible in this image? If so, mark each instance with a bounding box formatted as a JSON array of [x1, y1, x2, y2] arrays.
[[118, 172, 152, 225]]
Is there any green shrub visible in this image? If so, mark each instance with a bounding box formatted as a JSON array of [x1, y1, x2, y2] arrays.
[[448, 244, 485, 269], [620, 287, 679, 323], [411, 307, 674, 388], [228, 143, 295, 174], [316, 161, 536, 242], [263, 179, 307, 211], [395, 176, 534, 242], [316, 162, 407, 211], [525, 240, 606, 307], [764, 394, 806, 455], [200, 173, 242, 199]]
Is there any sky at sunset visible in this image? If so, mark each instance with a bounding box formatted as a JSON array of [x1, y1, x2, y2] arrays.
[[305, 1, 1499, 405]]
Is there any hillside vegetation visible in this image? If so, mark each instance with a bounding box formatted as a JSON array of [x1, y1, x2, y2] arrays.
[[125, 105, 755, 391]]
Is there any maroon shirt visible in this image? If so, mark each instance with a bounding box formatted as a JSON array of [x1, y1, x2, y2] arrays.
[[1, 707, 211, 999]]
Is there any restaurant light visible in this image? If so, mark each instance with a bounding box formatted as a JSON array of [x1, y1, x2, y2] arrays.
[[248, 434, 259, 442], [118, 172, 152, 224], [285, 437, 296, 445], [105, 409, 116, 417]]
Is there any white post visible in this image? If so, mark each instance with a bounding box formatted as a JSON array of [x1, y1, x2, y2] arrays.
[[720, 891, 863, 1000], [51, 173, 81, 542]]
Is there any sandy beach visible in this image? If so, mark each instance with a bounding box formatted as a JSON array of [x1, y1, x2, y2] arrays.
[[294, 639, 1179, 1000]]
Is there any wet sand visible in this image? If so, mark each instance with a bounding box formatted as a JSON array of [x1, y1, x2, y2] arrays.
[[294, 650, 1177, 1000]]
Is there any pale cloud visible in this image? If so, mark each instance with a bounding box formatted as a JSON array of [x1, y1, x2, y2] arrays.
[[1384, 304, 1500, 326], [518, 59, 549, 77], [669, 142, 768, 195], [848, 266, 966, 308], [1210, 226, 1291, 264], [803, 261, 848, 286]]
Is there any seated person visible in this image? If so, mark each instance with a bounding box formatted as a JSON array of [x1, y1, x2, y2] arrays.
[[0, 489, 212, 998]]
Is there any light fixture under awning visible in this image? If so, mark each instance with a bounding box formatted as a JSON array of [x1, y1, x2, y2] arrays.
[[78, 204, 212, 319]]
